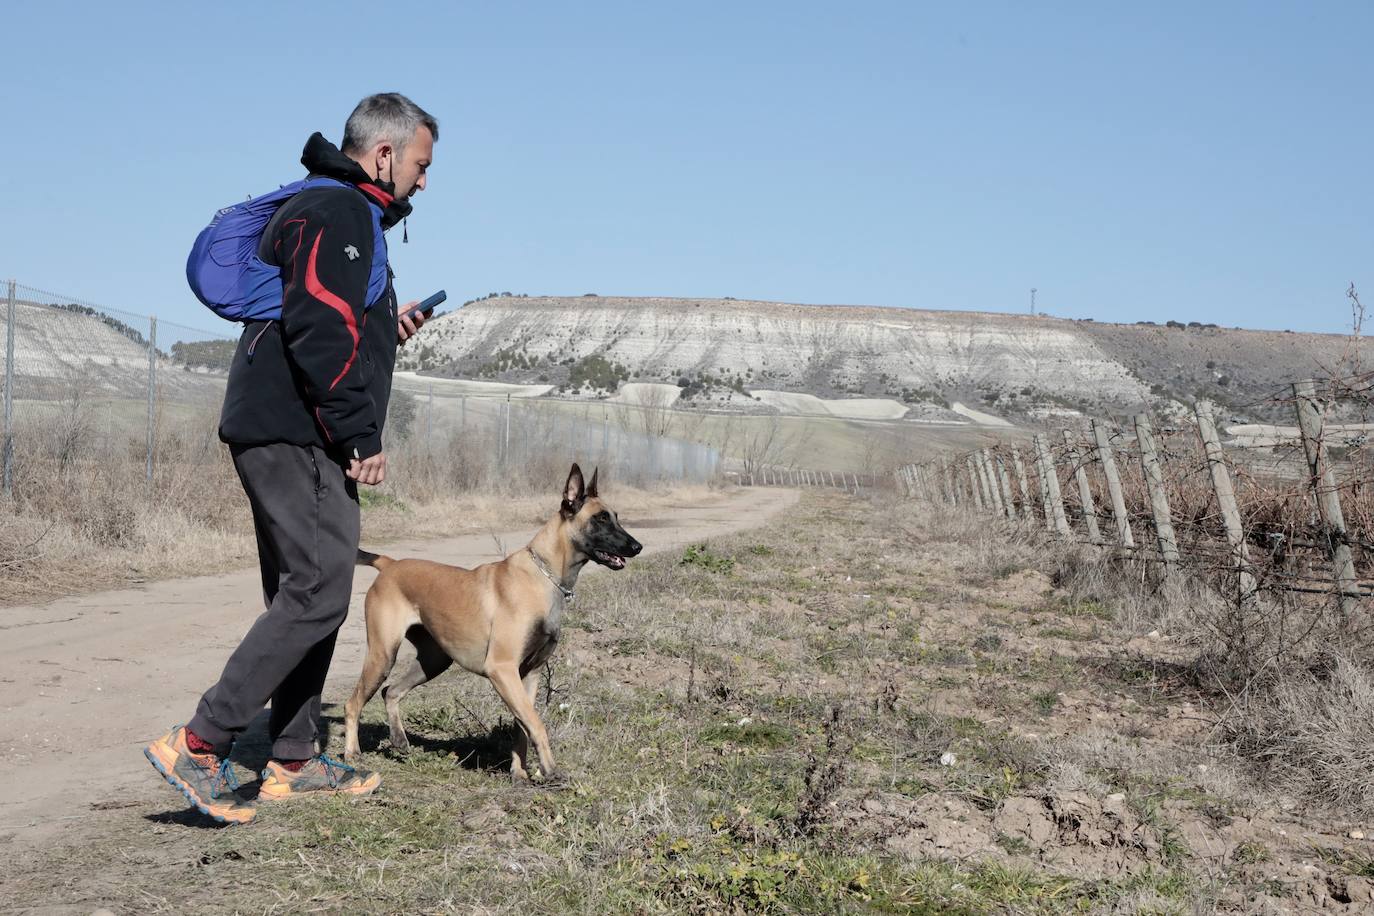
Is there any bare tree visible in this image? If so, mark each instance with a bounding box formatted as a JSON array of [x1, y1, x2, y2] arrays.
[[637, 385, 678, 438]]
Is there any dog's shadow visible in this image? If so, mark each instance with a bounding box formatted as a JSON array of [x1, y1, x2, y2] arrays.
[[319, 710, 519, 773]]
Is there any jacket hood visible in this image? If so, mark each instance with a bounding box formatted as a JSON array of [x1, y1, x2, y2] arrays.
[[300, 132, 413, 229]]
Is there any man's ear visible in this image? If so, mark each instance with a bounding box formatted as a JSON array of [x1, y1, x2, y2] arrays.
[[561, 463, 586, 518], [375, 142, 394, 180], [586, 467, 599, 499]]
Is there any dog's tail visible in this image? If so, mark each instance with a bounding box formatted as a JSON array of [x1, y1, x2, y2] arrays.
[[356, 549, 394, 571]]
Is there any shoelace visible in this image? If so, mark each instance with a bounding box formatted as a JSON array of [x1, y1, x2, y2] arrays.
[[193, 755, 241, 800], [317, 754, 355, 789]]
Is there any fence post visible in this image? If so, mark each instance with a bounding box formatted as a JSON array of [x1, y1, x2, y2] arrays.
[[1010, 446, 1034, 522], [965, 455, 985, 511], [1034, 434, 1071, 538], [977, 449, 1004, 515], [1133, 413, 1180, 571], [1063, 429, 1102, 544], [426, 382, 434, 452], [3, 279, 14, 498], [980, 450, 1001, 513], [1195, 400, 1257, 604], [503, 395, 511, 467], [146, 315, 157, 485], [1090, 421, 1135, 550], [1292, 380, 1359, 620], [993, 450, 1016, 518]]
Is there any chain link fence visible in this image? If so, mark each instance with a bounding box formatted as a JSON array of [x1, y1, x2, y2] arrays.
[[1, 280, 234, 497], [0, 279, 722, 503]]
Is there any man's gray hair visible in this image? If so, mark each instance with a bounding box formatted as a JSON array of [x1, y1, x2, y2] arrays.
[[342, 93, 439, 156]]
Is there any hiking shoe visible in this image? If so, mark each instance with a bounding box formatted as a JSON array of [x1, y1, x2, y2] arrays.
[[143, 726, 255, 825], [257, 755, 381, 800]]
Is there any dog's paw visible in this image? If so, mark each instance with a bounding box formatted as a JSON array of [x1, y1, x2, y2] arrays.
[[509, 768, 533, 788], [538, 770, 574, 791]]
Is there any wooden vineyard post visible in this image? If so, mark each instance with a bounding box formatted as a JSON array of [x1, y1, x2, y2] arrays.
[[1195, 400, 1257, 604], [1062, 429, 1102, 544], [966, 455, 985, 511], [1293, 380, 1359, 620], [1033, 438, 1054, 531], [1091, 420, 1136, 550], [994, 452, 1017, 519], [1010, 446, 1035, 522], [979, 449, 1006, 516], [1133, 413, 1180, 571], [1034, 434, 1071, 538]]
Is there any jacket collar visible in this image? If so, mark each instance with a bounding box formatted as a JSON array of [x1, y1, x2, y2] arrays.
[[300, 132, 413, 229]]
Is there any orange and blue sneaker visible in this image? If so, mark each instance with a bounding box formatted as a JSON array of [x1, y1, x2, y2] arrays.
[[143, 725, 255, 825], [257, 755, 381, 801]]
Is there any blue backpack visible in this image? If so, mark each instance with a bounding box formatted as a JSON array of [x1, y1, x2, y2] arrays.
[[187, 176, 389, 322]]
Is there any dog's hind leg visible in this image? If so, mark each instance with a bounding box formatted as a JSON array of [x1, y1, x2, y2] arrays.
[[381, 626, 453, 754], [344, 591, 412, 761]]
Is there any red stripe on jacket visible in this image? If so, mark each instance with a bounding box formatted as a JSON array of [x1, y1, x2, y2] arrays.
[[303, 229, 361, 391]]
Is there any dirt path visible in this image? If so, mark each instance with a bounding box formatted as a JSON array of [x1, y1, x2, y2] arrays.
[[0, 485, 797, 846]]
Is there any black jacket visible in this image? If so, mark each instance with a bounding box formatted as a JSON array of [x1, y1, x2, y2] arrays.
[[218, 134, 412, 461]]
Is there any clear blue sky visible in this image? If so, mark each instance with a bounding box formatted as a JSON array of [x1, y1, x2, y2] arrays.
[[2, 1, 1368, 335]]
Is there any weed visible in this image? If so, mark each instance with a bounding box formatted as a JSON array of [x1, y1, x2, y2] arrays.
[[681, 542, 736, 574]]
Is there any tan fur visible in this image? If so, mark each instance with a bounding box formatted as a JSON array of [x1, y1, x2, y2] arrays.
[[343, 492, 616, 783]]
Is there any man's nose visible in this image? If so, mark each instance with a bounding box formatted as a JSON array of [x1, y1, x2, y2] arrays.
[[415, 174, 427, 192]]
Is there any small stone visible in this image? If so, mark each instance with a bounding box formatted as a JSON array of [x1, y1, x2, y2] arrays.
[[1107, 792, 1126, 803], [1350, 830, 1366, 840], [1147, 629, 1161, 639], [737, 717, 753, 726], [558, 702, 570, 711], [939, 752, 957, 767], [1197, 764, 1209, 773]]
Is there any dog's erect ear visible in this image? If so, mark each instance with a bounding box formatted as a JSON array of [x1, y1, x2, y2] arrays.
[[586, 467, 599, 499], [561, 463, 586, 518]]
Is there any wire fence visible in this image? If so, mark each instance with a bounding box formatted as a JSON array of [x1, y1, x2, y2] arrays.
[[0, 279, 723, 508]]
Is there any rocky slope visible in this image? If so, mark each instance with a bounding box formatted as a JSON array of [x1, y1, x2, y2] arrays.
[[401, 296, 1355, 422]]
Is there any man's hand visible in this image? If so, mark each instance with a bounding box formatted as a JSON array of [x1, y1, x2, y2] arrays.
[[347, 452, 387, 486], [398, 301, 428, 345]]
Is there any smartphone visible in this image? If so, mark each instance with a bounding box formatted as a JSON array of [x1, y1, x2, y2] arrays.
[[403, 290, 447, 323]]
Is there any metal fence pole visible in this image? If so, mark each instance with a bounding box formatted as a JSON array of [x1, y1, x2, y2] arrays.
[[146, 315, 157, 485], [503, 395, 511, 467], [3, 279, 14, 498]]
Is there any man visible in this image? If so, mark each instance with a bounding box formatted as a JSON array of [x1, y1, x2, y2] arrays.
[[144, 93, 439, 824]]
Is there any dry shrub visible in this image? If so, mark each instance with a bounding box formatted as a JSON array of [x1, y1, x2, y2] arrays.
[[1225, 654, 1374, 816]]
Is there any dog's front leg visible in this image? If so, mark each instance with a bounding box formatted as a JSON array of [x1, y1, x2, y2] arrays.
[[508, 672, 541, 782], [488, 665, 557, 783]]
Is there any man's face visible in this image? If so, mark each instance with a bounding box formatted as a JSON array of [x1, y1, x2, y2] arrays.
[[388, 125, 434, 199]]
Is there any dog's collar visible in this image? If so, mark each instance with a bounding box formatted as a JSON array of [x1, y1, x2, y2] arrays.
[[526, 547, 575, 604]]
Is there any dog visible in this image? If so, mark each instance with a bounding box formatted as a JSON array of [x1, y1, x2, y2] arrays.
[[343, 463, 641, 783]]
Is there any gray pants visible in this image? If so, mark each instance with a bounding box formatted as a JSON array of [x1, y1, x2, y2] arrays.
[[189, 442, 360, 761]]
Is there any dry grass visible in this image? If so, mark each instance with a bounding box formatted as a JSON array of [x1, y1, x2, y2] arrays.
[[17, 490, 1325, 914], [953, 476, 1374, 820], [0, 406, 720, 605]]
